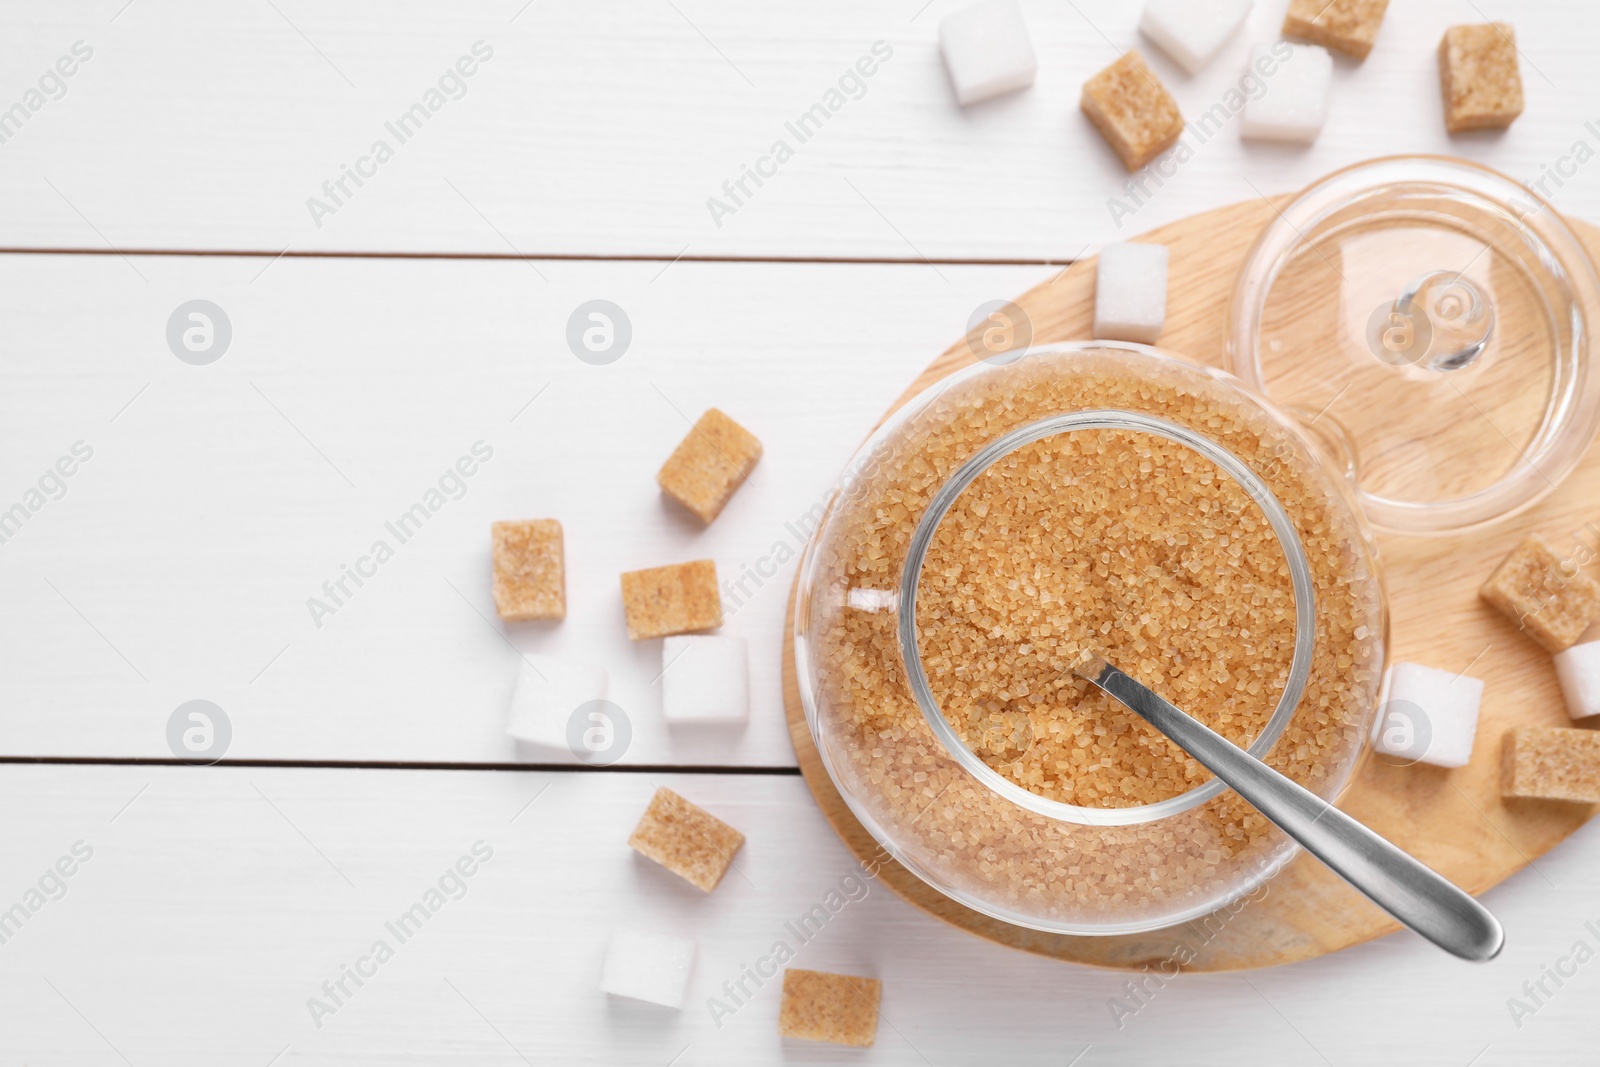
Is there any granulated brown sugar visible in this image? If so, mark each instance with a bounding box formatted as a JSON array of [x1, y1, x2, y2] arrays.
[[917, 428, 1296, 807], [777, 968, 882, 1047], [1480, 535, 1600, 653], [627, 787, 746, 892], [1501, 726, 1600, 803], [1284, 0, 1389, 60], [491, 519, 565, 621], [1080, 50, 1184, 171], [619, 560, 722, 640], [806, 347, 1383, 923], [657, 408, 763, 524], [1438, 23, 1524, 133]]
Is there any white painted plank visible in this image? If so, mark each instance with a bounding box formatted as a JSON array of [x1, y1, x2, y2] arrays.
[[0, 252, 1051, 763], [1, 0, 1596, 258], [0, 763, 1595, 1064]]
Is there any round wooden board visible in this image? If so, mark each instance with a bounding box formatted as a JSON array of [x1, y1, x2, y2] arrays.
[[780, 194, 1600, 972]]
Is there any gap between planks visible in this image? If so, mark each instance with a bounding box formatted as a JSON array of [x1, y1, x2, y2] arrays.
[[0, 245, 1084, 268], [0, 755, 802, 776]]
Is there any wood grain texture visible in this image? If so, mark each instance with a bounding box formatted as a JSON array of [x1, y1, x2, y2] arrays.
[[782, 195, 1600, 971], [4, 0, 1600, 258]]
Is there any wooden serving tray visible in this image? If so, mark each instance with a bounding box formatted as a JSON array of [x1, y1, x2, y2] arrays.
[[780, 195, 1600, 972]]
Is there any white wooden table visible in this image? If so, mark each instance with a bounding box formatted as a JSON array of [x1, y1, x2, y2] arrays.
[[3, 1, 1598, 1062]]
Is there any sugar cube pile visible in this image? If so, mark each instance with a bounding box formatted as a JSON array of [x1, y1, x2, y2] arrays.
[[1373, 662, 1483, 769], [662, 635, 749, 724], [505, 655, 608, 750], [600, 928, 696, 1008], [938, 0, 1037, 106], [1240, 43, 1333, 144], [778, 968, 882, 1047], [1093, 242, 1169, 344], [1140, 0, 1252, 75]]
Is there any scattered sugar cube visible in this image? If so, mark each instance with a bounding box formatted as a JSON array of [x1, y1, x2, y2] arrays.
[[600, 928, 696, 1008], [1555, 641, 1600, 721], [1240, 43, 1332, 143], [1140, 0, 1252, 75], [1284, 0, 1389, 60], [661, 635, 749, 724], [1480, 536, 1600, 653], [628, 787, 745, 892], [1502, 726, 1600, 803], [1081, 50, 1184, 171], [778, 968, 882, 1048], [620, 560, 722, 640], [1093, 242, 1169, 344], [657, 408, 763, 524], [1439, 23, 1524, 133], [1374, 662, 1483, 768], [505, 655, 608, 749], [938, 0, 1037, 106], [491, 519, 565, 621]]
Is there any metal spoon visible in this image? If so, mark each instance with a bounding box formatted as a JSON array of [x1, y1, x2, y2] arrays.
[[1073, 651, 1505, 962]]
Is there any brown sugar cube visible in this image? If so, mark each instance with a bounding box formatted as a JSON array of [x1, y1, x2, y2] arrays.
[[1502, 726, 1600, 803], [1080, 50, 1183, 171], [627, 787, 745, 891], [657, 408, 763, 524], [778, 968, 881, 1048], [1283, 0, 1389, 60], [1480, 535, 1600, 653], [619, 559, 721, 640], [1438, 23, 1524, 133], [491, 519, 564, 621]]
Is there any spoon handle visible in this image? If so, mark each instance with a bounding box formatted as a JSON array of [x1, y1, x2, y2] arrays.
[[1078, 654, 1504, 962]]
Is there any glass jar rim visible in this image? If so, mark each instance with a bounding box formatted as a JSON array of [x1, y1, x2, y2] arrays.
[[895, 400, 1318, 825]]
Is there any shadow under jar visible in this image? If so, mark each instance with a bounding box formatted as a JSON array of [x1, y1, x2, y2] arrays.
[[793, 342, 1387, 935]]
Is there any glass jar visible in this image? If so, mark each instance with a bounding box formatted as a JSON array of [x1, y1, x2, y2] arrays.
[[794, 342, 1386, 933]]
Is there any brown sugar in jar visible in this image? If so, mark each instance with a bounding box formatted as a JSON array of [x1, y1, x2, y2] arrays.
[[916, 427, 1298, 808]]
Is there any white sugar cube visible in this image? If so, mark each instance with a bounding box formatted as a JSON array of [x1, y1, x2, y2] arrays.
[[939, 0, 1037, 106], [505, 654, 607, 750], [661, 635, 749, 724], [1140, 0, 1252, 75], [1240, 42, 1332, 143], [1373, 662, 1484, 768], [601, 928, 695, 1008], [1555, 641, 1600, 721], [1093, 242, 1169, 344]]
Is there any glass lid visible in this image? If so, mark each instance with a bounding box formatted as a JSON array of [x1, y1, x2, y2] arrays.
[[1228, 156, 1600, 536]]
